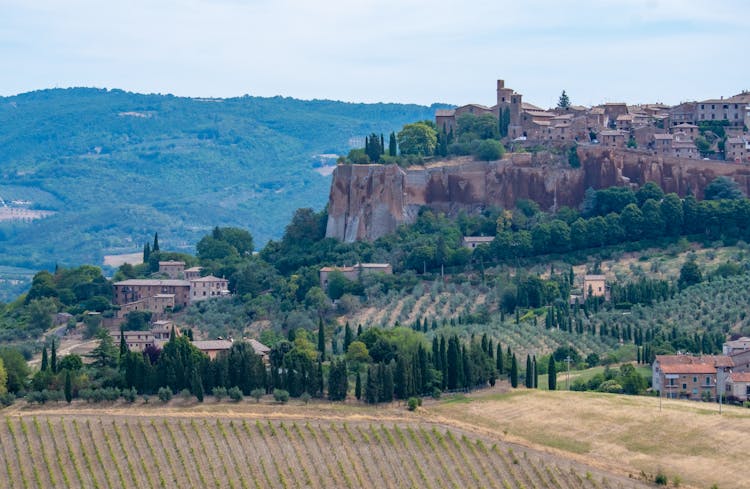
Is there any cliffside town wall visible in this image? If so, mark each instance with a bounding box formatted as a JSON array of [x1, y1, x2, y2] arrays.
[[326, 147, 750, 242]]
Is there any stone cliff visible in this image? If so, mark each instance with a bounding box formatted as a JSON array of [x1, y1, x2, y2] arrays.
[[326, 147, 750, 242]]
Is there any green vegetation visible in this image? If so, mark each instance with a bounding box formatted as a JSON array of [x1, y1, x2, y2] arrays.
[[0, 88, 444, 300]]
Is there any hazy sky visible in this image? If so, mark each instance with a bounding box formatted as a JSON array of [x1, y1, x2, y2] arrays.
[[2, 0, 748, 108]]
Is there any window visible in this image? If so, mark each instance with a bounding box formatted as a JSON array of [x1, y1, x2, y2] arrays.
[[682, 383, 687, 390], [669, 378, 675, 386], [706, 376, 711, 385], [692, 388, 698, 395], [693, 376, 697, 383]]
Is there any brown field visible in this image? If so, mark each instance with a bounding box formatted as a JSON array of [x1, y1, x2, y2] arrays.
[[430, 389, 750, 489], [1, 399, 653, 489]]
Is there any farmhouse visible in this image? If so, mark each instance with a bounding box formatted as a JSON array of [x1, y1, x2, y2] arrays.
[[582, 275, 608, 300], [462, 236, 495, 249], [193, 339, 233, 360], [319, 263, 392, 289], [652, 354, 733, 401]]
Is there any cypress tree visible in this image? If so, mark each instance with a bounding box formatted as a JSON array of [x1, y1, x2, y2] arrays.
[[41, 346, 48, 372], [355, 371, 362, 400], [64, 370, 72, 404], [381, 363, 394, 402], [343, 323, 353, 353], [191, 370, 204, 402], [510, 354, 518, 388], [143, 242, 151, 263], [317, 360, 324, 397], [525, 354, 532, 388], [388, 132, 397, 156], [446, 337, 459, 390], [533, 356, 538, 389], [119, 327, 128, 360], [50, 339, 57, 373], [496, 344, 504, 375], [152, 232, 160, 252], [432, 337, 440, 370], [357, 324, 363, 337], [380, 134, 385, 154], [548, 356, 557, 390], [365, 366, 378, 403], [317, 319, 325, 361]]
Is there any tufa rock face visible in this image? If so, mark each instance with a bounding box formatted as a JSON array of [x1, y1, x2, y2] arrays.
[[326, 147, 750, 242]]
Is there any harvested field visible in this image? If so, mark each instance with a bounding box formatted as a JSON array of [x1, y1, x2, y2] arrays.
[[431, 389, 750, 489], [1, 403, 652, 489]]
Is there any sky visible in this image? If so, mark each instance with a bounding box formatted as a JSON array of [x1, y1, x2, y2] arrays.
[[1, 0, 748, 108]]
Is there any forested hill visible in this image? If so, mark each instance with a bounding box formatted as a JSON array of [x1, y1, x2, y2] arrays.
[[0, 87, 444, 297]]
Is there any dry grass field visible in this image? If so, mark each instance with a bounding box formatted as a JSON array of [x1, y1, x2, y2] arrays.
[[430, 389, 750, 489], [0, 399, 654, 489]]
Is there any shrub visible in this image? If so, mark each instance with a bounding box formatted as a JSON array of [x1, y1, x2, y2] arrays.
[[158, 387, 173, 403], [300, 392, 311, 405], [122, 387, 137, 403], [273, 389, 290, 404], [142, 394, 150, 404], [407, 397, 419, 411], [228, 386, 243, 402], [180, 388, 192, 401], [0, 392, 15, 407], [250, 388, 264, 403], [654, 470, 668, 485], [212, 386, 227, 401]]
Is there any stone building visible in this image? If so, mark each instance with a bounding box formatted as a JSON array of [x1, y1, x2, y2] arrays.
[[652, 354, 733, 401], [696, 92, 750, 126], [726, 137, 749, 163], [113, 279, 191, 308], [319, 263, 392, 289], [189, 275, 230, 302], [582, 275, 607, 300], [158, 260, 185, 279]]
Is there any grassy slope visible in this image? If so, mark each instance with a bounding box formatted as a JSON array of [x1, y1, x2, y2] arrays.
[[431, 389, 748, 489], [1, 399, 652, 489]]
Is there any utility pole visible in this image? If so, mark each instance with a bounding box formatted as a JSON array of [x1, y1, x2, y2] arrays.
[[565, 356, 572, 390]]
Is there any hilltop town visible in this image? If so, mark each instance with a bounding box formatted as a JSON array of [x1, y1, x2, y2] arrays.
[[437, 79, 749, 161]]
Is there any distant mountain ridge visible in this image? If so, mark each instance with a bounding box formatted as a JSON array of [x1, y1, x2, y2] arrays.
[[0, 87, 445, 298]]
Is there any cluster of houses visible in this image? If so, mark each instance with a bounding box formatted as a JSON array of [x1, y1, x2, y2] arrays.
[[436, 79, 750, 162], [652, 337, 750, 402], [112, 261, 230, 319], [110, 319, 271, 362]]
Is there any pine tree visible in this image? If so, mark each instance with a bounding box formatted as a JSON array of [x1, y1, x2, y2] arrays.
[[525, 355, 532, 388], [64, 370, 72, 404], [548, 356, 557, 390], [317, 319, 325, 361], [50, 339, 57, 373], [152, 232, 160, 252], [41, 346, 48, 372], [510, 355, 518, 388], [355, 371, 362, 400], [557, 90, 571, 109], [143, 242, 151, 263]]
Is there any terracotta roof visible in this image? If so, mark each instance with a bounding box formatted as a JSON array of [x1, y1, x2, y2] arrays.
[[193, 340, 233, 351], [159, 260, 185, 266], [654, 134, 673, 140], [731, 372, 750, 383], [114, 279, 190, 287], [584, 275, 606, 280], [435, 109, 455, 117], [521, 102, 543, 111], [525, 110, 555, 118], [320, 266, 355, 273], [190, 275, 227, 283], [463, 236, 495, 243], [357, 263, 391, 268], [661, 364, 716, 375], [248, 339, 271, 355], [674, 123, 698, 128], [656, 354, 733, 368], [600, 130, 626, 136]]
